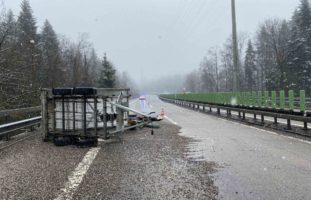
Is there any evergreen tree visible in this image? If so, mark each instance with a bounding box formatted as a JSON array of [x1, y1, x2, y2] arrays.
[[244, 40, 256, 91], [0, 9, 18, 109], [0, 10, 16, 49], [39, 19, 61, 87], [98, 54, 116, 88], [256, 19, 290, 91], [16, 0, 40, 106], [287, 0, 311, 94], [17, 0, 37, 45]]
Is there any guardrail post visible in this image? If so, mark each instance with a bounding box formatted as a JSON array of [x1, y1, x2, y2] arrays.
[[6, 131, 10, 141], [303, 121, 308, 130], [287, 119, 291, 130]]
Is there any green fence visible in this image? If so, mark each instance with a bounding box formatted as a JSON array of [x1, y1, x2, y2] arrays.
[[160, 90, 307, 112]]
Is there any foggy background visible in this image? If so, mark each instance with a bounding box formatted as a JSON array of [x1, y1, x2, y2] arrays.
[[4, 0, 298, 87]]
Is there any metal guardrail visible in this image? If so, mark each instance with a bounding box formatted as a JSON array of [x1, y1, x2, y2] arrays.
[[0, 106, 41, 140], [160, 97, 311, 137], [0, 116, 41, 140], [161, 90, 310, 112]]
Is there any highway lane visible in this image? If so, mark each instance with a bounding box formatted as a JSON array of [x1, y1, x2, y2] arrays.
[[148, 95, 311, 200], [0, 132, 90, 199], [0, 98, 218, 199], [1, 95, 310, 200]]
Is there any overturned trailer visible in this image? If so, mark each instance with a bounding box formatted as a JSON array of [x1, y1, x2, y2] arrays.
[[41, 87, 152, 146]]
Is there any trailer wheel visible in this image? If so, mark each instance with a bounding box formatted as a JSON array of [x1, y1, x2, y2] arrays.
[[53, 136, 72, 146]]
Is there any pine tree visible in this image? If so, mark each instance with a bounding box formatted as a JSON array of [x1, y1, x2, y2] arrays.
[[98, 54, 116, 88], [0, 10, 16, 50], [0, 9, 18, 109], [39, 20, 61, 87], [287, 0, 311, 95], [244, 40, 256, 91], [256, 19, 290, 91], [16, 0, 40, 106], [17, 0, 37, 45]]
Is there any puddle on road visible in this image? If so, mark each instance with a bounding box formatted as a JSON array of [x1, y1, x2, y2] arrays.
[[179, 128, 216, 162]]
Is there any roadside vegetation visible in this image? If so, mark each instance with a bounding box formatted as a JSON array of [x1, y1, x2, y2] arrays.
[[0, 0, 135, 109], [184, 0, 311, 96]]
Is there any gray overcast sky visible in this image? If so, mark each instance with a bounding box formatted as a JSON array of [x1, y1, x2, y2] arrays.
[[4, 0, 299, 82]]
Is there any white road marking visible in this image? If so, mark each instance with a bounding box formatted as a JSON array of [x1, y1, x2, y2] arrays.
[[164, 115, 178, 125], [217, 117, 311, 145], [54, 147, 101, 200]]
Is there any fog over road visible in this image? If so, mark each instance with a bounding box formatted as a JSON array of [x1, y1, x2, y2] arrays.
[[148, 95, 311, 200]]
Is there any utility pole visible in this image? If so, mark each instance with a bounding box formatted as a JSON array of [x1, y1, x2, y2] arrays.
[[231, 0, 239, 91]]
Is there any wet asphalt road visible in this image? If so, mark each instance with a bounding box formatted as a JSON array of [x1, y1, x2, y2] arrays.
[[150, 96, 311, 200], [1, 95, 311, 200], [0, 106, 217, 199], [72, 123, 217, 199], [0, 134, 90, 199]]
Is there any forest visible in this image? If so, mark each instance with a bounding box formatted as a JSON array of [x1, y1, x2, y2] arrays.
[[0, 0, 134, 109], [1, 0, 311, 109], [184, 0, 311, 96]]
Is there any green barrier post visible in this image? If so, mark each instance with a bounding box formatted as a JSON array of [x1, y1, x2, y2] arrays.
[[288, 90, 294, 111], [300, 90, 305, 112], [258, 91, 262, 108], [241, 92, 245, 107], [271, 91, 276, 109], [280, 90, 285, 110], [252, 92, 257, 107], [264, 91, 269, 108]]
